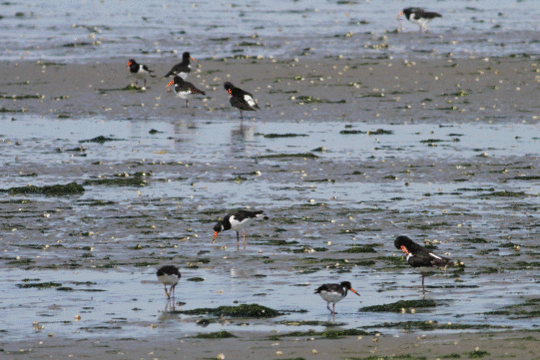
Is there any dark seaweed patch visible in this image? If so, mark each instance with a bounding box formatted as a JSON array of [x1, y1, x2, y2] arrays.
[[360, 299, 438, 312], [256, 153, 319, 159], [263, 133, 308, 138], [178, 304, 282, 318], [342, 245, 377, 253], [1, 182, 84, 196], [193, 331, 236, 339], [17, 282, 62, 289], [367, 320, 501, 331], [79, 136, 120, 144], [269, 328, 368, 340], [83, 172, 150, 187]]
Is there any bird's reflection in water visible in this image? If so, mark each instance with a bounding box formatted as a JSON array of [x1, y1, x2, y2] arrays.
[[231, 123, 255, 142], [158, 298, 185, 321]]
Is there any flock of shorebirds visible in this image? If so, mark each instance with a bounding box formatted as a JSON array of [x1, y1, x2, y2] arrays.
[[140, 7, 448, 315], [127, 51, 259, 120], [126, 7, 441, 123]]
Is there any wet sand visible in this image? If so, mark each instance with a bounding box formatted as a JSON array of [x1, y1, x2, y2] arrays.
[[2, 55, 540, 359], [3, 330, 540, 360], [1, 54, 539, 123]]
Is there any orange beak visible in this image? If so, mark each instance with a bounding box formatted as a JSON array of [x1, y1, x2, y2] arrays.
[[213, 231, 219, 240], [191, 56, 197, 63], [166, 79, 174, 87], [126, 61, 132, 67], [350, 288, 360, 296], [227, 89, 232, 95], [397, 11, 404, 19], [400, 245, 409, 255]]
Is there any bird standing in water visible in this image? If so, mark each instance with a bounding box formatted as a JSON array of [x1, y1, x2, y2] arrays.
[[156, 265, 181, 299], [397, 8, 442, 32], [394, 235, 451, 294], [315, 281, 360, 315], [224, 82, 260, 120], [213, 210, 267, 246]]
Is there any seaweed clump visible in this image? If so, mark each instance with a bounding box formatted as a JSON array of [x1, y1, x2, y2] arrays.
[[1, 182, 84, 196], [193, 331, 237, 339], [269, 328, 368, 340], [179, 304, 282, 318], [359, 299, 437, 312]]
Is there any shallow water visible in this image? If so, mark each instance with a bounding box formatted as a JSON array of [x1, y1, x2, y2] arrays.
[[1, 116, 540, 342], [2, 0, 540, 62]]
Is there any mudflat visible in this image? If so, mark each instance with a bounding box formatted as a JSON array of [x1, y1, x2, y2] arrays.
[[1, 54, 540, 360], [1, 54, 539, 123]]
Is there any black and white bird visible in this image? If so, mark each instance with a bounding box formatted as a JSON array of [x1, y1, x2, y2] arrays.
[[213, 210, 267, 245], [397, 7, 442, 32], [224, 82, 260, 119], [164, 52, 196, 79], [394, 235, 451, 293], [166, 76, 206, 108], [156, 265, 181, 299], [314, 281, 360, 315], [126, 59, 156, 88]]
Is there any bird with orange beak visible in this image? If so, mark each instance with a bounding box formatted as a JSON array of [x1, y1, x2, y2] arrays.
[[213, 210, 267, 245], [397, 7, 442, 32], [315, 281, 360, 315]]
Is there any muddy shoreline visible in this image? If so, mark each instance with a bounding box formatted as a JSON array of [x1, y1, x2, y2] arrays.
[[1, 55, 539, 124]]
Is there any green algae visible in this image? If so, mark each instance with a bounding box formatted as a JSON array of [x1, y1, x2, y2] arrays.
[[367, 320, 500, 331], [469, 350, 489, 358], [279, 320, 345, 327], [269, 328, 368, 340], [1, 182, 84, 196], [342, 245, 377, 253], [178, 304, 282, 318], [193, 331, 236, 339], [478, 190, 532, 198], [17, 282, 62, 289], [360, 299, 438, 312], [79, 135, 120, 144], [256, 153, 319, 159], [463, 237, 489, 243], [347, 356, 426, 360], [83, 172, 150, 187], [263, 133, 309, 138], [187, 277, 205, 282], [486, 298, 540, 318]]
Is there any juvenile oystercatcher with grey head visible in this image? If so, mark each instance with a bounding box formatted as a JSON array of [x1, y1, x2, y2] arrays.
[[224, 82, 260, 119], [164, 51, 196, 79], [397, 7, 442, 32], [166, 76, 206, 108], [315, 281, 360, 315], [126, 59, 156, 88], [213, 210, 267, 245], [156, 265, 181, 299], [394, 235, 451, 294]]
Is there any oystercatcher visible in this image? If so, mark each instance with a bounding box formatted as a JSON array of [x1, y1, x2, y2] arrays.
[[166, 76, 206, 108], [224, 82, 260, 119], [164, 52, 196, 79], [394, 235, 451, 293], [156, 265, 181, 299], [397, 8, 442, 32], [126, 59, 156, 88], [213, 210, 267, 245], [315, 281, 360, 315]]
